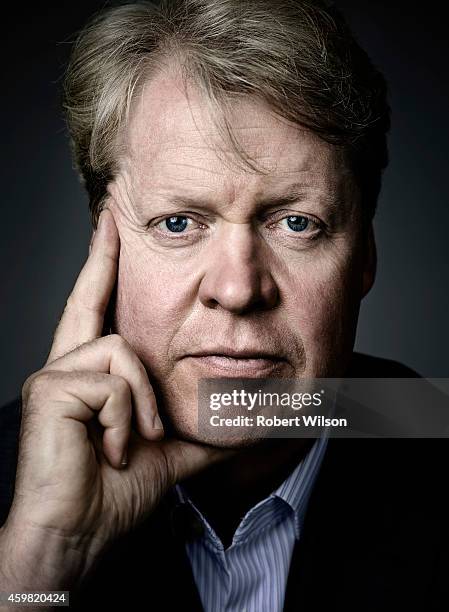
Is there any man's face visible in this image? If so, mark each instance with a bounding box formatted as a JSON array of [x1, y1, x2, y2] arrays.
[[107, 70, 374, 446]]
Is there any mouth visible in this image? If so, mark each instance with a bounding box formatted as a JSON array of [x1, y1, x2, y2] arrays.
[[182, 349, 289, 377]]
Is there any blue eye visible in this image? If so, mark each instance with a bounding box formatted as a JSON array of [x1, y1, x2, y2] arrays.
[[165, 216, 189, 232], [285, 215, 309, 232]]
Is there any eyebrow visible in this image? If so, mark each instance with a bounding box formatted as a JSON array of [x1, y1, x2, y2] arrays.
[[255, 183, 342, 210], [138, 181, 347, 221]]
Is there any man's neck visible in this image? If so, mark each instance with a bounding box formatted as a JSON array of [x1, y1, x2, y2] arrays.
[[180, 438, 314, 548]]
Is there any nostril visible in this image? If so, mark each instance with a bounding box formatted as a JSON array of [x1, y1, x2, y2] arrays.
[[198, 260, 279, 313]]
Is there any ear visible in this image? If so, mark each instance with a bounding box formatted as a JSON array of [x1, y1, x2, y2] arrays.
[[361, 222, 377, 298]]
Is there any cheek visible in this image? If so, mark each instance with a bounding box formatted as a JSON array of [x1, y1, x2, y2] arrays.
[[284, 246, 362, 371], [113, 241, 193, 375]]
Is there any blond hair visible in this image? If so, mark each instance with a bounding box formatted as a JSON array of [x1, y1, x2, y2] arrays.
[[62, 0, 390, 227]]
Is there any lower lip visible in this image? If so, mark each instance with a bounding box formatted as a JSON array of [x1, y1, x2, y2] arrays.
[[184, 355, 287, 377]]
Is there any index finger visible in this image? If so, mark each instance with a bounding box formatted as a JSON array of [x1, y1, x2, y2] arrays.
[[45, 207, 119, 365]]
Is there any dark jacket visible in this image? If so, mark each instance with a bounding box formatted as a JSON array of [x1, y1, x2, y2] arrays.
[[1, 352, 448, 611]]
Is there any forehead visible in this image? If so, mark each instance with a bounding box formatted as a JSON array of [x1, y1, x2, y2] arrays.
[[122, 70, 348, 198]]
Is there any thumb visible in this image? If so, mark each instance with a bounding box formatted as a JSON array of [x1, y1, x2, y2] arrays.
[[128, 434, 237, 493], [159, 438, 238, 485]]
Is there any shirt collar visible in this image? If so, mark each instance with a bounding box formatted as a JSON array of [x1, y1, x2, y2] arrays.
[[271, 434, 329, 538], [170, 434, 328, 542]]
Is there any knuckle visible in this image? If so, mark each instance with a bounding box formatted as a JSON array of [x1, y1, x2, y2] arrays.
[[21, 371, 37, 398], [22, 370, 46, 396], [22, 370, 57, 406], [109, 374, 131, 400], [108, 333, 129, 351]]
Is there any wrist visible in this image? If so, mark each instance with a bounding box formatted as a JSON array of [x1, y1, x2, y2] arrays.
[[0, 516, 104, 593]]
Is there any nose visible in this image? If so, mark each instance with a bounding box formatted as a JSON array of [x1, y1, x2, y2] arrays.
[[198, 223, 279, 314]]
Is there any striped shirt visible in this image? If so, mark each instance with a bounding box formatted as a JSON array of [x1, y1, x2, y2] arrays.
[[171, 435, 328, 612]]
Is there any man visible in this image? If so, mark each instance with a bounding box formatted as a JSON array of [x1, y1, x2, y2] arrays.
[[0, 1, 447, 610]]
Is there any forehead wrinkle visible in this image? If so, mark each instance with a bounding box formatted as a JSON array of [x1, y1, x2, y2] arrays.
[[123, 74, 354, 222], [130, 113, 300, 167], [161, 162, 229, 177], [134, 178, 349, 222], [136, 138, 319, 180], [131, 143, 349, 217]]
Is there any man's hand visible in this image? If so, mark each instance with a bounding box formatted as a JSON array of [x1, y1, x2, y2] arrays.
[[0, 208, 228, 594]]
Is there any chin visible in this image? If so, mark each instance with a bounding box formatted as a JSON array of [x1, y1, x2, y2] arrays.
[[161, 405, 271, 449]]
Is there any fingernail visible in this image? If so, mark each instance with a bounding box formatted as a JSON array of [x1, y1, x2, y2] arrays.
[[153, 414, 164, 430], [121, 449, 128, 467]]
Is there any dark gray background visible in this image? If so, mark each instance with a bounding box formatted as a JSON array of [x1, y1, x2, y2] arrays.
[[1, 1, 448, 406]]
